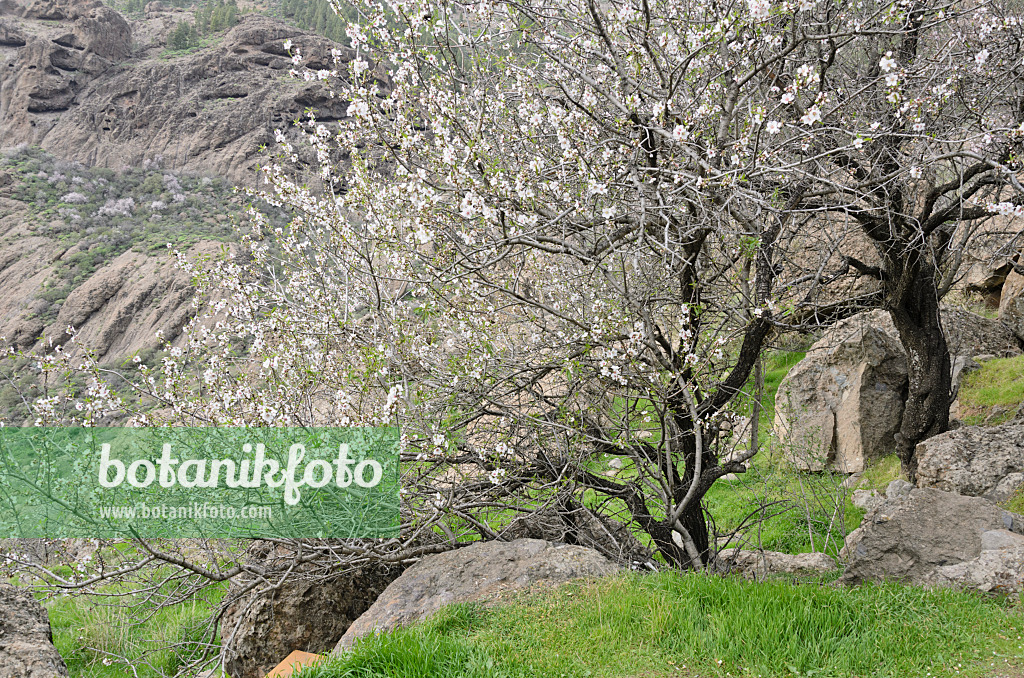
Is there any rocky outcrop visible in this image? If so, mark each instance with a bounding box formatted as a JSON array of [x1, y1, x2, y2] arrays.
[[0, 236, 217, 362], [841, 484, 1024, 594], [0, 582, 70, 677], [0, 0, 367, 184], [915, 420, 1024, 502], [714, 549, 837, 580], [334, 539, 619, 651], [775, 311, 908, 472], [0, 0, 132, 138], [221, 543, 406, 678]]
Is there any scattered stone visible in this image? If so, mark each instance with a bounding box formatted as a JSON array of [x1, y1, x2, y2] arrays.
[[334, 539, 619, 651], [840, 486, 1024, 590], [851, 489, 884, 512], [0, 583, 70, 677], [715, 549, 837, 580], [915, 421, 1024, 502]]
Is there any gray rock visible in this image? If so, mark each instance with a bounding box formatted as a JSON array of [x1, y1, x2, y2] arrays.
[[916, 421, 1024, 502], [851, 489, 884, 512], [0, 583, 70, 677], [775, 311, 908, 472], [607, 458, 624, 469], [776, 306, 1021, 473], [334, 539, 619, 651], [715, 549, 837, 580], [886, 478, 914, 499], [929, 533, 1024, 594], [221, 544, 406, 678], [841, 487, 1024, 588], [941, 306, 1022, 358]]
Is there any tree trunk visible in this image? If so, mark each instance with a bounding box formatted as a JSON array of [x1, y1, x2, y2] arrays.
[[886, 264, 951, 482]]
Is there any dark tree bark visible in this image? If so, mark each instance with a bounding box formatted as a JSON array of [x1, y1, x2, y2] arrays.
[[884, 259, 950, 482]]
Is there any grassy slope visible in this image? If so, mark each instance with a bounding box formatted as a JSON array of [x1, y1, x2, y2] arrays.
[[958, 355, 1024, 427], [300, 572, 1024, 678]]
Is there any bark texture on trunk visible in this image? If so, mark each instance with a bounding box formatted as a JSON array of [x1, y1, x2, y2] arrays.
[[886, 263, 951, 482]]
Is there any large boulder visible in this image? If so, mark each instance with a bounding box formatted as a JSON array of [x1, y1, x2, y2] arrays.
[[775, 311, 908, 472], [334, 539, 620, 651], [220, 544, 406, 678], [916, 420, 1024, 502], [0, 583, 70, 677], [1001, 268, 1024, 342], [927, 529, 1024, 594], [776, 306, 1021, 472], [841, 484, 1024, 592]]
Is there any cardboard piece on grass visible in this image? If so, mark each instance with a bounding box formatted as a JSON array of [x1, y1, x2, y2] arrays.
[[265, 650, 325, 677]]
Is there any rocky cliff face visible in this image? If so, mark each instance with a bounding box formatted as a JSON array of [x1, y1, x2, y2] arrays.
[[0, 0, 363, 184], [0, 0, 363, 420]]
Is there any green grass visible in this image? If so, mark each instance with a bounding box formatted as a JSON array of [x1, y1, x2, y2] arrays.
[[857, 454, 902, 490], [46, 581, 225, 677], [298, 572, 1024, 678], [704, 448, 903, 557], [1005, 486, 1024, 514], [958, 355, 1024, 425], [735, 350, 807, 434]]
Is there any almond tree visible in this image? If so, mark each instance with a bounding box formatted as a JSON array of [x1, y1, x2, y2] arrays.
[[21, 0, 1023, 576], [134, 0, 1019, 567]]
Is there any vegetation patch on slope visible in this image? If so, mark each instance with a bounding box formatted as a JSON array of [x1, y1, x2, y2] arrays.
[[298, 572, 1024, 678], [958, 355, 1024, 426]]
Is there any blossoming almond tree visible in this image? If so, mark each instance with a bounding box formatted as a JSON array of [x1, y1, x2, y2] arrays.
[[23, 0, 1024, 578], [124, 0, 1021, 569]]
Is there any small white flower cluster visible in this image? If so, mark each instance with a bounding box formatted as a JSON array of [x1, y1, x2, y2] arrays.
[[747, 0, 770, 21], [989, 201, 1024, 217]]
